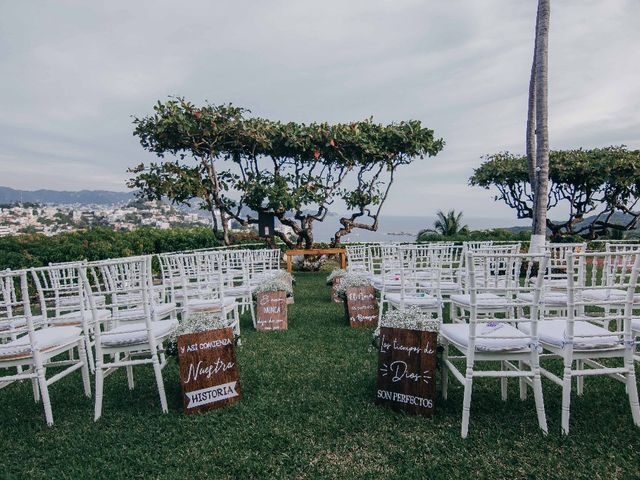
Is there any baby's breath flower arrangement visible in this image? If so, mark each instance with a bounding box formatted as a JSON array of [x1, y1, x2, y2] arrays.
[[334, 273, 372, 299], [373, 306, 440, 343], [167, 312, 236, 355], [326, 268, 347, 285], [253, 277, 294, 298]]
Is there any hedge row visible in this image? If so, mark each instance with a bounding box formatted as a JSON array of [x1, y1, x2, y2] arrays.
[[0, 227, 228, 270]]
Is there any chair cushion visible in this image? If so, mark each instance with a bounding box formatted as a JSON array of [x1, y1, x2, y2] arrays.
[[0, 326, 81, 359], [51, 309, 112, 325], [58, 294, 106, 307], [111, 303, 176, 321], [225, 286, 251, 296], [100, 319, 178, 347], [582, 288, 627, 302], [450, 293, 509, 307], [632, 318, 640, 332], [419, 280, 461, 293], [186, 297, 236, 313], [386, 292, 439, 308], [517, 292, 568, 307], [0, 315, 44, 332], [519, 320, 620, 350], [441, 323, 530, 352]]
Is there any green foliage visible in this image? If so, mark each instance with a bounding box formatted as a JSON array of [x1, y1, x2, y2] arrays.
[[129, 97, 444, 248], [417, 228, 531, 243], [1, 272, 639, 479], [470, 146, 640, 238], [0, 227, 224, 270]]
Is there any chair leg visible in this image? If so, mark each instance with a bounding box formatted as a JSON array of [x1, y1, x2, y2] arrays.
[[576, 360, 584, 396], [31, 377, 40, 403], [84, 334, 95, 374], [561, 361, 573, 435], [519, 361, 527, 400], [151, 354, 169, 413], [94, 366, 104, 421], [501, 362, 508, 401], [461, 368, 474, 438], [625, 354, 640, 426], [441, 341, 449, 400], [126, 364, 135, 390], [77, 340, 91, 398], [530, 354, 547, 434], [36, 364, 53, 426]]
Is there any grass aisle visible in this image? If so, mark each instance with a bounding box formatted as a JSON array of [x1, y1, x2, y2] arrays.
[[1, 272, 640, 479]]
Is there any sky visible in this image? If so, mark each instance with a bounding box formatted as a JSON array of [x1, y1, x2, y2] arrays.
[[1, 0, 639, 223]]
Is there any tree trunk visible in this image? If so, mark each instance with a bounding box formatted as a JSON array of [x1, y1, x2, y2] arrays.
[[529, 0, 550, 253], [220, 211, 231, 245]]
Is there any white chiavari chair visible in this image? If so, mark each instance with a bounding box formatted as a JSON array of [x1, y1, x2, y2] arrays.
[[384, 245, 442, 322], [177, 252, 241, 334], [441, 252, 549, 438], [0, 269, 91, 425], [519, 251, 640, 434], [87, 256, 177, 420]]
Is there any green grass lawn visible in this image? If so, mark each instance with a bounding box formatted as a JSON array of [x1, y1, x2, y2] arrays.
[[2, 272, 640, 479]]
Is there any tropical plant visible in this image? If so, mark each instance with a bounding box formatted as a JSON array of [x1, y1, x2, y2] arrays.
[[418, 210, 468, 238], [470, 146, 640, 239], [129, 98, 444, 249]]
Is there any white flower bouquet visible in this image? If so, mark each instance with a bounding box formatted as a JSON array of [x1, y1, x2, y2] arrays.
[[326, 268, 347, 285], [334, 273, 372, 300], [253, 277, 294, 298], [373, 306, 440, 342], [167, 312, 236, 354]]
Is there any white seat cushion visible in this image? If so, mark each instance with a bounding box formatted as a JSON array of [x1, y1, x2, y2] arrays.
[[51, 309, 112, 325], [186, 297, 236, 313], [519, 320, 620, 350], [0, 326, 81, 358], [386, 292, 439, 308], [58, 294, 106, 307], [100, 319, 178, 347], [441, 322, 530, 352], [111, 303, 176, 321], [517, 292, 568, 307], [0, 315, 44, 332], [582, 288, 627, 302], [225, 286, 250, 296], [419, 280, 461, 293], [450, 293, 509, 307]]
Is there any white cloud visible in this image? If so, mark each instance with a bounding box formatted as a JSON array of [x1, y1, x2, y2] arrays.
[[0, 0, 639, 221]]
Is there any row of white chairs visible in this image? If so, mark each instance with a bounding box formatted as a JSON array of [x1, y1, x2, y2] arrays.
[[347, 242, 640, 436], [0, 248, 284, 425]]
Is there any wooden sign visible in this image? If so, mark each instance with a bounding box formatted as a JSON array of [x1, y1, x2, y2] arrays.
[[177, 327, 241, 414], [256, 291, 288, 330], [345, 286, 378, 328], [331, 277, 343, 303], [375, 327, 437, 416]]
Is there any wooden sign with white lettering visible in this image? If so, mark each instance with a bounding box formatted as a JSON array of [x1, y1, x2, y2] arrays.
[[345, 286, 378, 328], [177, 327, 241, 414], [331, 277, 342, 303], [375, 327, 437, 416], [256, 291, 288, 331]]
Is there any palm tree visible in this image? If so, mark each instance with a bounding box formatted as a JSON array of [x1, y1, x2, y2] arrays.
[[527, 0, 551, 252], [432, 210, 468, 237]]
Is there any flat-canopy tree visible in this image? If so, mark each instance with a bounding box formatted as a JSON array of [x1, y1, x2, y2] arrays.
[[129, 98, 443, 248], [470, 146, 640, 239]]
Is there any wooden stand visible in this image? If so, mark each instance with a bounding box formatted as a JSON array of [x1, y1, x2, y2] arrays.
[[177, 327, 241, 414], [256, 291, 288, 330], [375, 326, 437, 416], [286, 248, 346, 272], [345, 286, 378, 328]]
